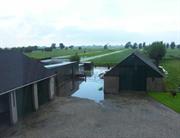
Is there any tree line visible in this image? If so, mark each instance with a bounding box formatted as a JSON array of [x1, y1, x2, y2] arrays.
[[0, 43, 77, 53], [124, 41, 180, 49]]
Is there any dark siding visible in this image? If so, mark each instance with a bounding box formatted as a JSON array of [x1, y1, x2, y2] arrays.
[[37, 79, 50, 106], [0, 94, 10, 125], [119, 67, 133, 90], [16, 85, 34, 118]]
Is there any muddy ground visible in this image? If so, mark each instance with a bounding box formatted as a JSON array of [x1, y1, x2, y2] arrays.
[[1, 94, 180, 138]]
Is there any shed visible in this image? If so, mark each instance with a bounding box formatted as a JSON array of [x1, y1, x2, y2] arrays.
[[44, 61, 79, 95], [104, 51, 165, 94], [83, 62, 94, 70], [0, 51, 55, 125]]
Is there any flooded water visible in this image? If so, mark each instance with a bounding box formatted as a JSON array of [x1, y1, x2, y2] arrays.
[[72, 67, 108, 103]]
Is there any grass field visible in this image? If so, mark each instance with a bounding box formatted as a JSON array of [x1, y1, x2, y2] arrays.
[[90, 49, 133, 66], [161, 59, 180, 90], [149, 92, 180, 113], [165, 49, 180, 59], [26, 47, 120, 59]]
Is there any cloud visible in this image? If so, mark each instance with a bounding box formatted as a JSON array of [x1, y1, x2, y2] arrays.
[[0, 0, 179, 47]]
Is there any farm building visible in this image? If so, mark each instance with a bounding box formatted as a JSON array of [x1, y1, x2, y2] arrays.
[[44, 62, 79, 96], [0, 51, 56, 125], [104, 51, 165, 94]]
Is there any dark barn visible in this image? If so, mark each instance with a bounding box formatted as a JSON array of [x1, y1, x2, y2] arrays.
[[0, 51, 55, 125], [104, 51, 165, 94]]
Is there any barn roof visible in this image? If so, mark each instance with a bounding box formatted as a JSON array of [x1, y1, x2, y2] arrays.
[[105, 51, 164, 77], [0, 51, 55, 95]]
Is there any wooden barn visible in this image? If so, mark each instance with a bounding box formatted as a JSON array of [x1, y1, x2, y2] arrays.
[[104, 51, 165, 94], [0, 51, 56, 125]]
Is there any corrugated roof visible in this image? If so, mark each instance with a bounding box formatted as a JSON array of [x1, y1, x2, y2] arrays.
[[0, 51, 55, 95]]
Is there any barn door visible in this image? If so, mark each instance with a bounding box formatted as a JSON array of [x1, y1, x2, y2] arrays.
[[0, 94, 10, 125], [132, 67, 146, 91], [38, 79, 50, 106], [16, 86, 34, 118], [119, 67, 134, 91]]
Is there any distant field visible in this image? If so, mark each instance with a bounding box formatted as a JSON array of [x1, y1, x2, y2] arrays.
[[160, 48, 180, 90], [26, 47, 121, 59], [165, 49, 180, 59], [161, 59, 180, 91], [149, 92, 180, 113], [90, 49, 133, 66]]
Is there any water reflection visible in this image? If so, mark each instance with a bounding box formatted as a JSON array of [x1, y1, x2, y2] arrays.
[[56, 79, 82, 97], [72, 67, 108, 103], [56, 67, 108, 103]]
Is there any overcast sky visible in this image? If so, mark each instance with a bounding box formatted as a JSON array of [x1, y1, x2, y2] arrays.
[[0, 0, 180, 47]]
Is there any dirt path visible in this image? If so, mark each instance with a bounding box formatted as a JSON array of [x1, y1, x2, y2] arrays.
[[2, 95, 180, 138]]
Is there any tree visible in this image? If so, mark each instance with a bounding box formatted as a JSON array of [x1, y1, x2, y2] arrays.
[[177, 44, 180, 49], [69, 45, 74, 49], [104, 44, 108, 49], [170, 42, 176, 49], [124, 42, 132, 48], [44, 47, 52, 52], [78, 46, 82, 50], [145, 41, 166, 66], [143, 42, 146, 48], [166, 43, 169, 49], [132, 43, 138, 49], [138, 43, 143, 49], [24, 46, 33, 53], [70, 53, 80, 62], [51, 43, 56, 49], [59, 43, 65, 49]]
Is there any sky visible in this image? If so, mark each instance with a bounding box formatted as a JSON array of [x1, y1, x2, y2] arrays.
[[0, 0, 180, 47]]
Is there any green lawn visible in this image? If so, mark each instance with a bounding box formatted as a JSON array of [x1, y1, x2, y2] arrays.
[[149, 92, 180, 113], [90, 49, 133, 66], [161, 59, 180, 91]]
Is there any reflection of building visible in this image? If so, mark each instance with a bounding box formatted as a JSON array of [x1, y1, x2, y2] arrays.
[[104, 51, 165, 94], [44, 62, 79, 96], [79, 62, 94, 77], [84, 69, 94, 77], [83, 62, 94, 70], [56, 79, 82, 97]]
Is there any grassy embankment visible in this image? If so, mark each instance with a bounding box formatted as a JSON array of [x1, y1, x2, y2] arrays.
[[149, 49, 180, 113], [149, 92, 180, 113]]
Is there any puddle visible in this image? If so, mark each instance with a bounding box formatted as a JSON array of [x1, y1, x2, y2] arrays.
[[72, 67, 108, 103]]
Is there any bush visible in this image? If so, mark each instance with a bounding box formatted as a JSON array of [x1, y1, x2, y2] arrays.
[[70, 53, 80, 62]]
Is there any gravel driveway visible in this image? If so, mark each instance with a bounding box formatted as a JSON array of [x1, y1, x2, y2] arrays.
[[1, 94, 180, 138]]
